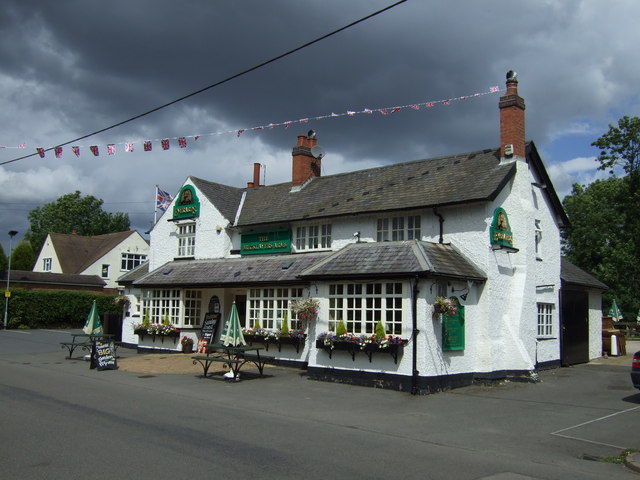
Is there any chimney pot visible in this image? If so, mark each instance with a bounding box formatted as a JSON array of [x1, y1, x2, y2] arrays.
[[292, 133, 321, 186], [499, 71, 526, 158]]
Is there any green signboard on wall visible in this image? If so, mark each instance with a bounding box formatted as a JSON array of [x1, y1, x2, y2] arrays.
[[489, 207, 513, 249], [241, 230, 291, 255], [172, 185, 200, 220], [442, 297, 465, 351]]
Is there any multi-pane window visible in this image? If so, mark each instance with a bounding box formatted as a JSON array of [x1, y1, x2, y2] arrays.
[[177, 223, 196, 257], [247, 287, 304, 330], [377, 215, 421, 242], [295, 224, 331, 250], [143, 289, 181, 324], [121, 253, 147, 271], [537, 303, 553, 337], [183, 290, 202, 326], [101, 264, 109, 278], [43, 258, 52, 271], [328, 282, 403, 335]]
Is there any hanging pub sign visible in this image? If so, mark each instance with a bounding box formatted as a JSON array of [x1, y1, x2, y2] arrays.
[[442, 297, 464, 351], [240, 229, 291, 255], [489, 207, 514, 249], [172, 185, 200, 220]]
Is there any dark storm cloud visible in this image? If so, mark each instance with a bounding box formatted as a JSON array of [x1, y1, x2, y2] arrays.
[[1, 0, 639, 251]]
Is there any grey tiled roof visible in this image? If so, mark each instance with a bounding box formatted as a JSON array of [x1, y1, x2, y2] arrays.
[[235, 147, 515, 226], [190, 176, 244, 223], [1, 270, 106, 287], [299, 240, 486, 281], [117, 261, 149, 285], [133, 252, 332, 288], [561, 258, 607, 290]]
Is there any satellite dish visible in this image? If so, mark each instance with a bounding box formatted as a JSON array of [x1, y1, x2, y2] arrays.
[[310, 145, 325, 159]]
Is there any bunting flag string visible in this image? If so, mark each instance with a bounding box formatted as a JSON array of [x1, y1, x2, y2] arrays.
[[12, 86, 501, 159]]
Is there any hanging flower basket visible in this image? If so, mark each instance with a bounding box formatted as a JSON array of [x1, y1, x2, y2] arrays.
[[434, 297, 457, 315], [289, 298, 320, 323]]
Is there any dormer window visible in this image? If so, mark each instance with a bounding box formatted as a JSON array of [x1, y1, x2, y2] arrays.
[[295, 223, 332, 250], [377, 215, 421, 242]]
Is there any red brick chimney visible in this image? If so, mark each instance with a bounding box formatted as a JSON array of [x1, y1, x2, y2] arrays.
[[292, 132, 321, 186], [247, 163, 262, 188], [499, 70, 526, 158]]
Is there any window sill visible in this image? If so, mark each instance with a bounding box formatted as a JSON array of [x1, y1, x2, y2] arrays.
[[536, 336, 556, 341]]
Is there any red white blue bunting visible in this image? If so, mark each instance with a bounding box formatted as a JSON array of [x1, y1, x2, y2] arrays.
[[20, 86, 500, 158]]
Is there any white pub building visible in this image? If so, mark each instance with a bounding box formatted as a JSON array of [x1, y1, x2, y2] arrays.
[[119, 72, 604, 393]]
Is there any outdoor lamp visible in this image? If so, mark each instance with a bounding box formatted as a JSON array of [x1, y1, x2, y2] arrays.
[[3, 230, 18, 330]]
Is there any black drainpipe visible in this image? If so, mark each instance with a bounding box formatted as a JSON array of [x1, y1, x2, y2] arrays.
[[433, 208, 444, 243], [411, 276, 420, 395]]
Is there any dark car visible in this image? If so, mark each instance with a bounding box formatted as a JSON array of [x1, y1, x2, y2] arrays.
[[632, 351, 640, 390]]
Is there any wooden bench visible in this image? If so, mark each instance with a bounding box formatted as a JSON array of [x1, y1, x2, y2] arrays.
[[192, 346, 267, 380], [60, 341, 92, 359]]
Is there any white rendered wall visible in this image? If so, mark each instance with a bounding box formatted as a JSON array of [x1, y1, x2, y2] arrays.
[[32, 235, 62, 273]]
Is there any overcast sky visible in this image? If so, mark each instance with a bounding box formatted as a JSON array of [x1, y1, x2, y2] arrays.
[[1, 0, 639, 254]]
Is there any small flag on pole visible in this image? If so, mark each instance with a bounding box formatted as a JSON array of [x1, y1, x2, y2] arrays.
[[156, 186, 173, 212]]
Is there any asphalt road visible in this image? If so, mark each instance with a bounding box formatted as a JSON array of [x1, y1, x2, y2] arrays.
[[1, 329, 638, 479]]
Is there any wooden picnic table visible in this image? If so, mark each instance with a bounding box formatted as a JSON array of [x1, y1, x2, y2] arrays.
[[60, 333, 117, 359], [191, 343, 266, 380]]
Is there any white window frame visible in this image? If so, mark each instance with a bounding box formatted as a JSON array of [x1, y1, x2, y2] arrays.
[[43, 257, 52, 271], [247, 287, 304, 330], [328, 282, 403, 336], [377, 215, 421, 242], [537, 302, 554, 338], [143, 289, 181, 325], [101, 264, 109, 278], [183, 290, 202, 327], [295, 223, 331, 251], [177, 223, 196, 257], [121, 252, 147, 271]]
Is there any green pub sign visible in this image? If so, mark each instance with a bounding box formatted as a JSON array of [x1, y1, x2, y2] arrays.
[[241, 230, 291, 255], [489, 207, 514, 249], [442, 297, 465, 351], [172, 185, 200, 220]]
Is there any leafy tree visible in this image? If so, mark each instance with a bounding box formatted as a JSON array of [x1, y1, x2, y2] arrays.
[[0, 243, 6, 271], [10, 241, 37, 270], [26, 191, 130, 256], [591, 115, 640, 176], [563, 116, 640, 317]]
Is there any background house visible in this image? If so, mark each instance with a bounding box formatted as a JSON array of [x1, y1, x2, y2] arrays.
[[33, 230, 149, 290]]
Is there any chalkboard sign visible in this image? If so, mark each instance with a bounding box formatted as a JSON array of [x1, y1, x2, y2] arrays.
[[201, 314, 220, 343], [91, 340, 118, 370]]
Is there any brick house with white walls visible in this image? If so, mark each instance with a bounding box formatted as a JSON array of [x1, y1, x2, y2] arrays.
[[125, 72, 603, 393], [33, 230, 149, 290]]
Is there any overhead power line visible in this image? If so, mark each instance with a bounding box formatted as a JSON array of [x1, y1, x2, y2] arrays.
[[1, 0, 407, 167]]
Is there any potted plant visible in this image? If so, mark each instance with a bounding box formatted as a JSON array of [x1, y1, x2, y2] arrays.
[[181, 336, 194, 353], [434, 296, 457, 315]]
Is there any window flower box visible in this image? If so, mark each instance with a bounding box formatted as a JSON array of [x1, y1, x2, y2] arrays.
[[315, 333, 407, 364], [244, 329, 308, 353]]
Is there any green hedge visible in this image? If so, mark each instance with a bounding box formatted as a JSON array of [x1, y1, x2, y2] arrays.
[[2, 289, 122, 329]]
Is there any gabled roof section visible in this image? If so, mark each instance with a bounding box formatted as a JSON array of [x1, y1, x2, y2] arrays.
[[299, 240, 486, 281], [117, 261, 149, 285], [236, 147, 515, 227], [133, 252, 332, 288], [50, 230, 138, 274], [189, 176, 245, 223], [561, 257, 607, 290], [526, 141, 570, 227]]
